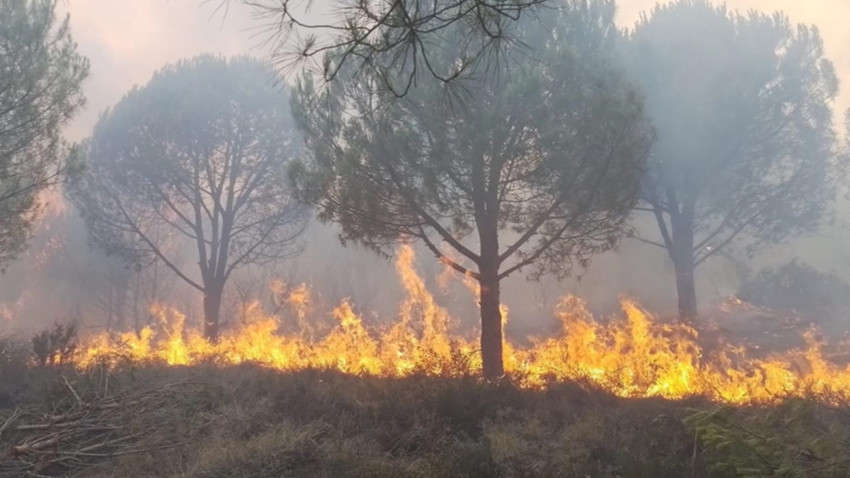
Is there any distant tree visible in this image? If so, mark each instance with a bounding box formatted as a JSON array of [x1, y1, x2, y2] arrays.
[[839, 109, 850, 168], [0, 0, 88, 266], [292, 0, 651, 379], [737, 260, 850, 324], [625, 1, 839, 321], [235, 0, 545, 98], [69, 56, 309, 340]]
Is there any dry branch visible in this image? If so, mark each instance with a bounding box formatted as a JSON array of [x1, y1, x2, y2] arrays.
[[0, 380, 206, 477]]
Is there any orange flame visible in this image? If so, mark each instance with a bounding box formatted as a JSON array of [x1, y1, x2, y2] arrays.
[[75, 245, 850, 405]]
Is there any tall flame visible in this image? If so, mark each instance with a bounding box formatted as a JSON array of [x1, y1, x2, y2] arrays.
[[75, 245, 850, 405]]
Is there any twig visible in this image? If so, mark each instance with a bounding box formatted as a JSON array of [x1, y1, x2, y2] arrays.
[[0, 409, 21, 439], [61, 376, 82, 406], [1, 379, 214, 477]]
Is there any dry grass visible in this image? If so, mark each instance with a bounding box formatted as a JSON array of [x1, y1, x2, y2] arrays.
[[0, 362, 848, 477]]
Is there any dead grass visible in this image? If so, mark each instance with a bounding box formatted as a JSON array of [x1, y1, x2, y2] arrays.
[[0, 363, 848, 477]]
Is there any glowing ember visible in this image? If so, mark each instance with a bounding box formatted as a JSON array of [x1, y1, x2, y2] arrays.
[[75, 246, 850, 405]]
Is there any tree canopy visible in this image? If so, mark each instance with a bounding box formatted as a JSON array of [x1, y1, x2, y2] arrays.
[[0, 0, 88, 266], [626, 0, 840, 320], [237, 0, 546, 98], [292, 0, 652, 378], [69, 55, 308, 338]]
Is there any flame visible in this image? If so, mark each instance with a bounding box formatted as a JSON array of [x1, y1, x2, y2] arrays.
[[74, 245, 850, 405]]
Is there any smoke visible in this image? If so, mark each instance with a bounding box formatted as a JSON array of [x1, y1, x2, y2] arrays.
[[3, 0, 850, 342]]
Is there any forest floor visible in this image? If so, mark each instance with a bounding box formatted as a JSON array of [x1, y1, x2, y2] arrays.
[[0, 361, 849, 478]]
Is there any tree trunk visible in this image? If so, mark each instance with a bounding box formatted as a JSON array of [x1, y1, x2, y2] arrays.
[[203, 280, 224, 340], [479, 267, 504, 380], [106, 279, 114, 333], [674, 254, 697, 321], [475, 179, 503, 379], [671, 218, 697, 322], [132, 273, 141, 337], [114, 271, 130, 332]]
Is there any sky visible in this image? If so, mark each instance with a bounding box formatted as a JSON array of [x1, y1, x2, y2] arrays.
[[59, 0, 850, 143]]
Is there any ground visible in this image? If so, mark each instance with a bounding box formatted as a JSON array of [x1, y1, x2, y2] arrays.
[[1, 360, 849, 477]]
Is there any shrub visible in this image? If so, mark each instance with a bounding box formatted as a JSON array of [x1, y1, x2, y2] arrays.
[[687, 401, 850, 478], [1, 365, 848, 477], [738, 260, 850, 323], [31, 323, 78, 366], [0, 335, 30, 407]]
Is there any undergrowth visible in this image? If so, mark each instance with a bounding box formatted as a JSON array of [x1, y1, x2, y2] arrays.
[[0, 363, 848, 477]]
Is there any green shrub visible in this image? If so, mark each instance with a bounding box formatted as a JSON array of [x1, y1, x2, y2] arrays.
[[687, 401, 850, 478]]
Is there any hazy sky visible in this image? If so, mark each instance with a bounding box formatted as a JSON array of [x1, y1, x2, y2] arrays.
[[60, 0, 850, 141]]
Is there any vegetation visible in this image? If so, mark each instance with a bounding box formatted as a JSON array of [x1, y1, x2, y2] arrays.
[[1, 1, 849, 475], [0, 0, 88, 267], [625, 0, 840, 321], [292, 0, 651, 379], [0, 364, 849, 477], [238, 0, 546, 97], [736, 260, 850, 340], [739, 261, 850, 318], [68, 56, 309, 339], [30, 322, 77, 366]]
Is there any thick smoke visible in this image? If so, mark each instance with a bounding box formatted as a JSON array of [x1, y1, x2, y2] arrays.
[[1, 0, 849, 343]]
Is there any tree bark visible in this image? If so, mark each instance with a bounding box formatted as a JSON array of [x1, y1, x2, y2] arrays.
[[114, 271, 130, 332], [674, 254, 697, 321], [671, 218, 697, 322], [479, 269, 504, 380], [476, 196, 504, 380], [132, 273, 141, 337], [203, 279, 224, 340]]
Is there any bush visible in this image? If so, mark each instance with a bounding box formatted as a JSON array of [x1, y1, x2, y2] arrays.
[[0, 335, 29, 407], [0, 335, 27, 369], [31, 323, 77, 366], [687, 401, 850, 477], [738, 260, 850, 321]]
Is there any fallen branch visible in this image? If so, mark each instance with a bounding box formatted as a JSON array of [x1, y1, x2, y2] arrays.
[[0, 380, 210, 477]]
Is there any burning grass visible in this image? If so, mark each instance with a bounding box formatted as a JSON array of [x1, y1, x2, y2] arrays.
[[67, 245, 850, 406], [6, 246, 850, 475], [1, 364, 849, 477]]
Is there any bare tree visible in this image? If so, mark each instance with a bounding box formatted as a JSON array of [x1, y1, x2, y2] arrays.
[[69, 56, 309, 340], [292, 1, 651, 379], [0, 0, 88, 266]]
